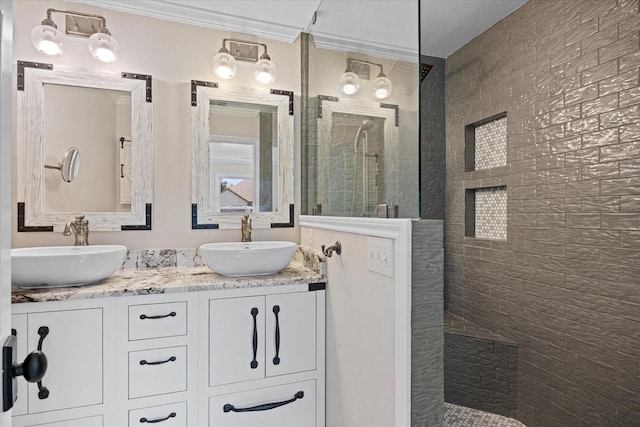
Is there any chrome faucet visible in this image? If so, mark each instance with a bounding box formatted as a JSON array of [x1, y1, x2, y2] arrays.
[[241, 214, 252, 242], [63, 214, 90, 246]]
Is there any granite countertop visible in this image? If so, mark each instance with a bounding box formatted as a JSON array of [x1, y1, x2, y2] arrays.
[[12, 246, 326, 304]]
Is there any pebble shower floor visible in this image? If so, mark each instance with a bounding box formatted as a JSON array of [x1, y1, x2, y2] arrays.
[[445, 403, 526, 426]]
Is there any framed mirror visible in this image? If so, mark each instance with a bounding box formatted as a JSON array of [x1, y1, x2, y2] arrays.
[[16, 62, 153, 231], [191, 83, 294, 229]]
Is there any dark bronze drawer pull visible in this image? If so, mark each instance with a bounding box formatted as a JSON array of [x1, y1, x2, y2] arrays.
[[250, 307, 259, 369], [140, 412, 176, 423], [140, 311, 177, 320], [139, 356, 176, 366], [224, 391, 304, 413], [273, 305, 281, 365]]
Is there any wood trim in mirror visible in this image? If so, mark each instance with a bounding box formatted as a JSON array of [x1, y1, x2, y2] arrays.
[[191, 83, 295, 230], [270, 204, 294, 228], [380, 103, 399, 126], [121, 72, 153, 102], [191, 80, 218, 106], [17, 203, 53, 232], [270, 89, 294, 115], [16, 61, 53, 91], [16, 63, 154, 232], [316, 95, 339, 118], [191, 204, 219, 230], [121, 204, 153, 231]]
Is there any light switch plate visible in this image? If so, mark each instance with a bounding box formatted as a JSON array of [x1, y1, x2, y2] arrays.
[[305, 228, 314, 249], [367, 236, 394, 277]]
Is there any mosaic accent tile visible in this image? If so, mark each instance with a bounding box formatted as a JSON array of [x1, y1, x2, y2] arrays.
[[475, 187, 507, 240], [475, 116, 507, 170], [444, 403, 525, 427]]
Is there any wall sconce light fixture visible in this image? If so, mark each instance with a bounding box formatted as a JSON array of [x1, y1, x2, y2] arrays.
[[212, 38, 277, 84], [31, 9, 119, 63], [339, 58, 392, 100]]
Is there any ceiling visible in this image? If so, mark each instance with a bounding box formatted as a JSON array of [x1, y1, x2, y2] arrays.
[[70, 0, 528, 59], [420, 0, 528, 58]]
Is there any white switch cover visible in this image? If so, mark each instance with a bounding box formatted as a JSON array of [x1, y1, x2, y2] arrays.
[[367, 236, 394, 277], [305, 228, 314, 248]]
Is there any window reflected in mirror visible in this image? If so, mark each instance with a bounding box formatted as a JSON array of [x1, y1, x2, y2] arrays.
[[209, 100, 278, 213]]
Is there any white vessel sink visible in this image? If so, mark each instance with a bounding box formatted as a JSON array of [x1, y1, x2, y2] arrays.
[[199, 241, 297, 277], [12, 245, 127, 288]]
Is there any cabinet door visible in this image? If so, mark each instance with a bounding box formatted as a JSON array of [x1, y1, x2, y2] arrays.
[[27, 309, 102, 413], [209, 296, 265, 386], [11, 314, 28, 416], [209, 380, 316, 427], [265, 292, 317, 377]]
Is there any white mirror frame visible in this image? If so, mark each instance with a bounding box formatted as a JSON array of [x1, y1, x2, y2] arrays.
[[17, 64, 153, 231], [317, 97, 398, 215], [191, 84, 294, 229]]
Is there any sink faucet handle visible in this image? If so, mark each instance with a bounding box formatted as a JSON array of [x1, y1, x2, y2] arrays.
[[241, 214, 252, 242]]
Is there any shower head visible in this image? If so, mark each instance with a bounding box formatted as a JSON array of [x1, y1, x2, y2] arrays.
[[354, 120, 373, 152], [359, 119, 375, 131], [354, 119, 376, 153]]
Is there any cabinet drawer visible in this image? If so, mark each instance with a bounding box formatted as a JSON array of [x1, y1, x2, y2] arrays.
[[209, 380, 316, 427], [129, 401, 187, 427], [129, 301, 187, 340], [24, 415, 103, 427], [129, 346, 187, 399]]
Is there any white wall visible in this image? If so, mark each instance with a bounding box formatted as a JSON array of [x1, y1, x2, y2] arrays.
[[311, 226, 396, 426], [301, 216, 414, 427], [11, 0, 301, 249]]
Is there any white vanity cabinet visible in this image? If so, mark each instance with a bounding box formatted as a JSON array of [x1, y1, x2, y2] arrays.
[[204, 285, 325, 427], [12, 281, 325, 427], [209, 292, 317, 387], [12, 302, 105, 427]]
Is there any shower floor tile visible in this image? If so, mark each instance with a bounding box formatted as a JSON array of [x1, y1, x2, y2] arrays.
[[445, 403, 526, 426]]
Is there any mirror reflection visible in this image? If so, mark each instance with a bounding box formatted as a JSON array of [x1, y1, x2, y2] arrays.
[[209, 100, 278, 213], [44, 146, 81, 183], [43, 84, 131, 213]]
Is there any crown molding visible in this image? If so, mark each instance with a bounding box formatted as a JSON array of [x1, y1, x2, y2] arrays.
[[67, 0, 304, 42], [311, 31, 418, 63]]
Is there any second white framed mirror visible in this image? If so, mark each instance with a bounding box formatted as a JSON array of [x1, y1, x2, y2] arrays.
[[191, 82, 294, 229]]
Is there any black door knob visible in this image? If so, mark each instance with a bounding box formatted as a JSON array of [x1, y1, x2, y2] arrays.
[[13, 350, 48, 383]]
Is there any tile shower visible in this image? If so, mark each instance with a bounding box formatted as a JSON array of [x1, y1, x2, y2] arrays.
[[437, 0, 640, 425], [316, 113, 385, 217]]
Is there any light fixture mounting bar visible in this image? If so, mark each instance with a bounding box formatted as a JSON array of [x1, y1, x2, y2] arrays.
[[45, 9, 108, 38], [347, 58, 385, 78], [223, 38, 268, 63]]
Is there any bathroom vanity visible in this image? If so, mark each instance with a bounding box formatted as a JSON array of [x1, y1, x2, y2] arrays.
[[10, 258, 325, 427]]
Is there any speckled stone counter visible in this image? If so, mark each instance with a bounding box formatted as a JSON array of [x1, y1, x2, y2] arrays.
[[12, 246, 326, 304]]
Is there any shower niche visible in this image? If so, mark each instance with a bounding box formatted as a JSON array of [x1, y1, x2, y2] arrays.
[[314, 98, 399, 217]]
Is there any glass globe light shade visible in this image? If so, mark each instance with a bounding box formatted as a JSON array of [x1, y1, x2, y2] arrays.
[[30, 24, 64, 56], [339, 71, 360, 95], [255, 58, 277, 84], [88, 32, 119, 63], [212, 52, 237, 80], [372, 75, 392, 100]]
